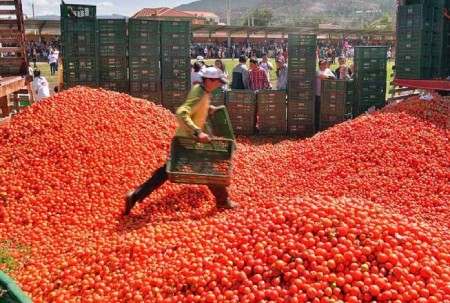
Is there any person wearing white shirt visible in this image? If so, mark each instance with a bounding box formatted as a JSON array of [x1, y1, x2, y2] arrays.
[[48, 51, 58, 75], [191, 62, 203, 87], [315, 59, 336, 132], [32, 69, 50, 101], [259, 53, 273, 80]]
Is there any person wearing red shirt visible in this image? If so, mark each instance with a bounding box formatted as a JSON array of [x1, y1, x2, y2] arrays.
[[248, 57, 271, 91]]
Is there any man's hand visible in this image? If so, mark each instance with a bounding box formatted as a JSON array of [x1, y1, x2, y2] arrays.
[[197, 132, 211, 143], [208, 105, 217, 116]]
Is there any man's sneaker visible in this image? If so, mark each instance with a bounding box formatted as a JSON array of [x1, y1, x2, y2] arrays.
[[124, 191, 136, 215], [216, 199, 239, 209]]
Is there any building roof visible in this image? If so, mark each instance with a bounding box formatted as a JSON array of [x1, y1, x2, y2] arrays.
[[131, 7, 196, 19], [183, 11, 219, 19]]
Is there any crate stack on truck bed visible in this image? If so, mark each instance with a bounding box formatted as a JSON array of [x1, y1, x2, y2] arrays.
[[161, 21, 191, 113], [320, 79, 354, 131], [128, 19, 161, 104], [395, 0, 449, 80], [60, 4, 98, 89], [98, 17, 128, 93], [287, 34, 317, 136]]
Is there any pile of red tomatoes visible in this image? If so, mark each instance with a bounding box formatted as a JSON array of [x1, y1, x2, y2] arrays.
[[0, 87, 449, 302]]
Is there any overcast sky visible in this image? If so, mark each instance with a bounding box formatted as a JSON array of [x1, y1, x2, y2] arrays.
[[22, 0, 195, 18]]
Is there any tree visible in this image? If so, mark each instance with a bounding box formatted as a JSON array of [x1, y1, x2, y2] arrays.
[[363, 13, 394, 30], [244, 9, 273, 26]]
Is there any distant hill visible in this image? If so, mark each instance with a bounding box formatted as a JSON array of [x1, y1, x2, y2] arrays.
[[176, 0, 395, 28]]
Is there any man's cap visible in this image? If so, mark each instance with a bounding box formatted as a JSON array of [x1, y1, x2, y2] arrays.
[[202, 67, 228, 84], [196, 55, 205, 61]]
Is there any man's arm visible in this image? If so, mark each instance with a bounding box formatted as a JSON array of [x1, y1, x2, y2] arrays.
[[175, 93, 202, 135]]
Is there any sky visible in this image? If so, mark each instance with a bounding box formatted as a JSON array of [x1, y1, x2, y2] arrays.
[[22, 0, 195, 18]]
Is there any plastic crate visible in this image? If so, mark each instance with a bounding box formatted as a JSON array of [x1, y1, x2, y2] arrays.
[[160, 21, 190, 34], [99, 69, 127, 81], [161, 56, 191, 69], [288, 79, 314, 90], [257, 91, 287, 136], [397, 4, 425, 29], [162, 79, 190, 91], [353, 58, 387, 73], [64, 81, 99, 89], [61, 4, 95, 18], [64, 70, 98, 83], [62, 44, 97, 57], [287, 109, 315, 125], [354, 46, 388, 60], [0, 271, 33, 303], [61, 19, 96, 32], [128, 32, 161, 45], [161, 67, 191, 80], [63, 57, 97, 71], [99, 81, 129, 93], [99, 44, 127, 57], [130, 81, 160, 93], [128, 19, 160, 33], [167, 137, 234, 186], [129, 57, 160, 70], [288, 34, 317, 46], [288, 46, 317, 59], [288, 67, 316, 79], [287, 121, 315, 137], [206, 105, 235, 140], [162, 90, 190, 113], [128, 44, 160, 57], [99, 56, 127, 69], [287, 99, 315, 114], [356, 82, 386, 94], [161, 45, 190, 57], [288, 56, 316, 69], [288, 90, 315, 102], [161, 32, 191, 46], [210, 90, 226, 106], [97, 18, 126, 33], [61, 31, 96, 45], [130, 91, 162, 105], [353, 71, 387, 82], [129, 68, 160, 82], [226, 90, 256, 136], [99, 32, 127, 45]]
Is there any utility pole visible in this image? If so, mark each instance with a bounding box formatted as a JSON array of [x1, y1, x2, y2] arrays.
[[32, 2, 35, 18], [227, 0, 231, 51]]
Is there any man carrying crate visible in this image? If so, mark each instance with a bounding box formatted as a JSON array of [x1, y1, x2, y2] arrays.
[[124, 67, 239, 215]]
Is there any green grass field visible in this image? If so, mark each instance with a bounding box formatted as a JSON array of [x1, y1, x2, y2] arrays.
[[37, 58, 395, 99]]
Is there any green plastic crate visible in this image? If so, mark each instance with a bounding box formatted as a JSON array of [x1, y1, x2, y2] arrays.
[[210, 90, 226, 107], [128, 44, 160, 57], [288, 56, 316, 69], [161, 57, 191, 69], [162, 90, 190, 113], [99, 68, 127, 81], [161, 45, 190, 57], [161, 33, 190, 46], [206, 105, 235, 140], [99, 44, 127, 57], [167, 137, 234, 186], [61, 19, 96, 32], [130, 91, 162, 105], [60, 4, 96, 19], [0, 271, 32, 303], [288, 34, 317, 46], [226, 90, 256, 136], [288, 45, 317, 59], [99, 32, 127, 44], [128, 19, 160, 32], [97, 18, 126, 32], [99, 56, 127, 69], [99, 81, 129, 93], [129, 68, 160, 82], [160, 21, 190, 34], [130, 81, 161, 93], [162, 79, 190, 92]]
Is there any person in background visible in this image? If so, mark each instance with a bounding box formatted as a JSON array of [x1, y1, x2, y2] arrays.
[[48, 51, 58, 75], [259, 53, 273, 80], [315, 59, 336, 131], [215, 59, 229, 90], [231, 55, 249, 89], [191, 62, 203, 87], [387, 48, 392, 62], [335, 56, 352, 80], [248, 57, 271, 91], [32, 69, 50, 101], [124, 67, 239, 215], [275, 56, 288, 90], [196, 56, 207, 72]]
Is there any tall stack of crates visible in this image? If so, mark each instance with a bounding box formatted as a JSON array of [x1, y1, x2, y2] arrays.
[[396, 0, 449, 79], [160, 21, 191, 113], [98, 18, 128, 93], [60, 4, 98, 89], [128, 19, 161, 104], [226, 90, 256, 135], [353, 46, 387, 115], [256, 90, 287, 135], [320, 79, 354, 131], [287, 34, 317, 136]]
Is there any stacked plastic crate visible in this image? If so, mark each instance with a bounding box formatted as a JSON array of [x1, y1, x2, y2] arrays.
[[256, 90, 287, 135], [60, 4, 98, 89], [353, 46, 387, 115], [396, 0, 448, 79], [319, 79, 354, 131], [98, 17, 128, 93], [287, 34, 317, 136], [226, 90, 256, 135], [160, 21, 191, 113], [128, 19, 161, 104]]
